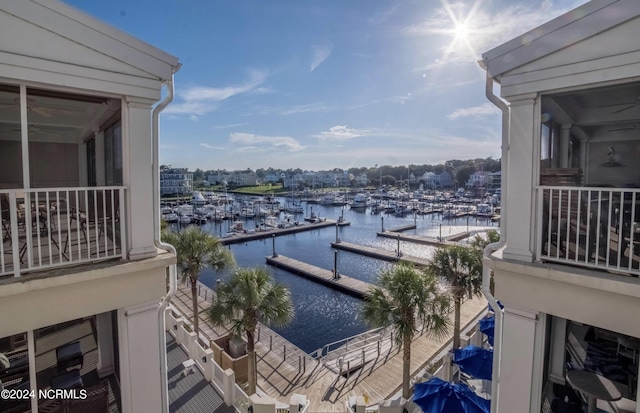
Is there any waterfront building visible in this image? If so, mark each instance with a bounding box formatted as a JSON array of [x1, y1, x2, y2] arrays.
[[437, 170, 453, 188], [0, 2, 179, 412], [482, 0, 640, 412], [208, 169, 258, 187], [488, 170, 502, 192], [161, 167, 193, 196], [466, 171, 490, 189]]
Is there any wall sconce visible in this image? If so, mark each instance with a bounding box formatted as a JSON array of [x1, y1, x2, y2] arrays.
[[173, 325, 177, 331], [202, 356, 207, 363]]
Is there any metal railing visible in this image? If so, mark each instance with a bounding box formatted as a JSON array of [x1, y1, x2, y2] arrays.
[[536, 185, 640, 277], [1, 186, 126, 277]]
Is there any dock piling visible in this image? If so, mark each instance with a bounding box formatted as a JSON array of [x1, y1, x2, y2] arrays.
[[271, 234, 278, 258]]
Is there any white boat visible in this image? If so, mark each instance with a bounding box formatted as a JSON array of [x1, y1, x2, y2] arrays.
[[264, 216, 279, 228], [191, 191, 206, 206], [350, 193, 367, 209], [320, 193, 335, 205], [162, 212, 178, 223], [477, 203, 493, 217]]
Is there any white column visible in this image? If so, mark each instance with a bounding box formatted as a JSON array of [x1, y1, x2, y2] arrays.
[[96, 311, 115, 378], [118, 302, 163, 413], [496, 304, 538, 413], [560, 124, 571, 168], [551, 126, 560, 168], [95, 129, 106, 186], [503, 94, 538, 262], [123, 98, 157, 260]]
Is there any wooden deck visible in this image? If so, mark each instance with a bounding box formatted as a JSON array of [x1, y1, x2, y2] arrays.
[[330, 241, 431, 267], [219, 219, 349, 246], [376, 230, 471, 246], [265, 255, 372, 298], [172, 281, 489, 412]]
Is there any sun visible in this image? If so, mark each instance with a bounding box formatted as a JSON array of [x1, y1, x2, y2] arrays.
[[453, 22, 470, 41]]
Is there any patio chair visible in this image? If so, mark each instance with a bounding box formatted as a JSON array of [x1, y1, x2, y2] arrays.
[[64, 189, 120, 250]]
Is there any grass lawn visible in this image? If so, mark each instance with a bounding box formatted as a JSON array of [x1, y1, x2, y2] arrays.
[[231, 184, 286, 195]]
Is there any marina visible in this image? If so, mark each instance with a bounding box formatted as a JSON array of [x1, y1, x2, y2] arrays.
[[168, 192, 499, 354]]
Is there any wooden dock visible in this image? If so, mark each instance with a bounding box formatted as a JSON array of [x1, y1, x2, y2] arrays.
[[330, 241, 431, 267], [376, 230, 471, 246], [384, 224, 417, 233], [265, 255, 372, 298], [171, 281, 489, 413], [219, 219, 349, 246]]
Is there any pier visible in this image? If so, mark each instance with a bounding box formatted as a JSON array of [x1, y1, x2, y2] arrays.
[[171, 280, 489, 413], [265, 255, 372, 298], [330, 241, 431, 267], [219, 218, 349, 245], [376, 230, 471, 246]]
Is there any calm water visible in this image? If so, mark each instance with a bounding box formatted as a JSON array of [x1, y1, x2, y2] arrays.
[[179, 199, 497, 354]]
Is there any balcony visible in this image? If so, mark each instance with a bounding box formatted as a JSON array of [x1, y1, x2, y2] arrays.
[[1, 186, 126, 278], [536, 185, 640, 277]]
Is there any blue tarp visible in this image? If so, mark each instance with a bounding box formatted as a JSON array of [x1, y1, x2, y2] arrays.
[[453, 345, 493, 381], [479, 316, 495, 346], [412, 378, 490, 413]]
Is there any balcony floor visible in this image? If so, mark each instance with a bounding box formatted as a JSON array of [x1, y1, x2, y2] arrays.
[[1, 214, 122, 278]]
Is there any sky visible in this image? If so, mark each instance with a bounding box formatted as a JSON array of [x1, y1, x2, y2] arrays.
[[66, 0, 588, 171]]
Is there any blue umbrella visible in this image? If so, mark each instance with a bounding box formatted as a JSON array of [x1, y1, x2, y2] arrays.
[[479, 316, 495, 346], [413, 378, 490, 413], [453, 345, 493, 381]]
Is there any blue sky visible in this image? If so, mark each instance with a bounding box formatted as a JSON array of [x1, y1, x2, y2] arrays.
[[66, 0, 587, 171]]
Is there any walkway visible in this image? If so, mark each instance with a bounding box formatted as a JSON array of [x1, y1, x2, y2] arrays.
[[167, 333, 235, 413], [172, 281, 488, 412]]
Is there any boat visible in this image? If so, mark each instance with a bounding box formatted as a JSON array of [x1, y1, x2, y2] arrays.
[[350, 193, 367, 209], [162, 212, 178, 223], [476, 203, 493, 217], [190, 191, 206, 206]]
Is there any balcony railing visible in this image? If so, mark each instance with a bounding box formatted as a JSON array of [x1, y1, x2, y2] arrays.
[[1, 186, 126, 278], [536, 185, 640, 277]]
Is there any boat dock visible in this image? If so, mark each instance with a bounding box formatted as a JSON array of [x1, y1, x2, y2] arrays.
[[330, 241, 431, 267], [384, 224, 417, 232], [219, 218, 349, 245], [376, 230, 471, 246], [265, 255, 371, 298]]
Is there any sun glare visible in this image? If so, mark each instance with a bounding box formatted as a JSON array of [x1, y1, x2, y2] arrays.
[[454, 22, 470, 41]]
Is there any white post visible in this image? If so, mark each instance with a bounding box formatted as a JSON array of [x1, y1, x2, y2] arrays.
[[223, 369, 235, 406]]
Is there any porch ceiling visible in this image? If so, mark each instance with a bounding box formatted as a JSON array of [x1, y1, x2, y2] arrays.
[[0, 87, 120, 144], [543, 81, 640, 141]]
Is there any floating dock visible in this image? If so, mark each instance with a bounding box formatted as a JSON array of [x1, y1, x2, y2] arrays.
[[330, 241, 431, 267], [219, 218, 349, 245], [265, 255, 372, 298], [376, 230, 471, 246], [384, 224, 417, 232]]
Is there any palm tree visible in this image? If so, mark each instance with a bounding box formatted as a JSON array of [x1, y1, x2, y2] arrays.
[[162, 226, 235, 337], [208, 267, 294, 395], [429, 245, 483, 350], [362, 263, 451, 399], [470, 229, 500, 295]]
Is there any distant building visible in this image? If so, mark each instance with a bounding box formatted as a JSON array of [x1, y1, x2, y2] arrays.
[[488, 170, 502, 192], [466, 171, 490, 189], [207, 170, 258, 187], [161, 168, 193, 196], [437, 171, 452, 188], [421, 172, 438, 188]]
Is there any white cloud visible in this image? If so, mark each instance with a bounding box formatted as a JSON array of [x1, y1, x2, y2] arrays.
[[229, 132, 305, 152], [448, 103, 500, 120], [310, 43, 333, 72], [200, 143, 224, 150], [164, 70, 268, 118], [313, 125, 370, 140]]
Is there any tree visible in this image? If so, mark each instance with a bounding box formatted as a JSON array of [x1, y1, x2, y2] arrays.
[[208, 267, 294, 395], [162, 226, 235, 337], [428, 245, 483, 350], [362, 263, 451, 399], [470, 229, 500, 295]]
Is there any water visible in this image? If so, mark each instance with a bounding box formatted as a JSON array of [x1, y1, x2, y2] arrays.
[[175, 199, 497, 354]]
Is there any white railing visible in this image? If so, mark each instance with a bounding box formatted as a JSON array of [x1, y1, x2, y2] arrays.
[[536, 186, 640, 276], [1, 186, 126, 277]]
